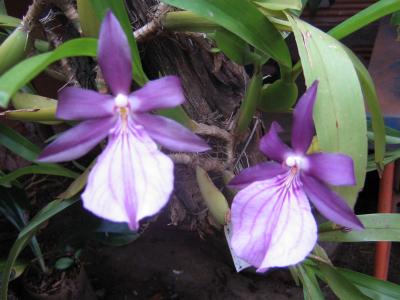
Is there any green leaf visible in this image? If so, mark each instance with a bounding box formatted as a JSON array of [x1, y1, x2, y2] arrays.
[[258, 79, 298, 112], [90, 0, 148, 86], [319, 214, 400, 242], [297, 264, 324, 300], [316, 263, 372, 300], [157, 106, 194, 129], [235, 69, 262, 134], [0, 123, 40, 161], [343, 46, 385, 171], [0, 164, 78, 186], [0, 259, 27, 282], [163, 0, 291, 67], [328, 0, 400, 41], [1, 197, 79, 299], [0, 1, 6, 14], [54, 257, 74, 270], [211, 29, 255, 65], [254, 0, 303, 11], [0, 15, 20, 28], [0, 38, 97, 107], [287, 14, 367, 208], [337, 267, 400, 300]]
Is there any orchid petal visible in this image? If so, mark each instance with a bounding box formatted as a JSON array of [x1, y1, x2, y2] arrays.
[[291, 81, 319, 153], [229, 162, 286, 188], [82, 120, 174, 230], [259, 122, 292, 162], [56, 87, 114, 120], [301, 174, 364, 230], [134, 113, 210, 152], [306, 152, 356, 186], [98, 11, 132, 95], [37, 117, 116, 163], [130, 76, 185, 112], [231, 173, 317, 271]]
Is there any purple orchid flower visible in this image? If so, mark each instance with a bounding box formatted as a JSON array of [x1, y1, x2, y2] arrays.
[[37, 12, 210, 230], [229, 81, 364, 272]]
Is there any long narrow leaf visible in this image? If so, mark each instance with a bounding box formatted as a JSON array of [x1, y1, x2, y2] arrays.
[[0, 197, 79, 300], [319, 214, 400, 242], [0, 38, 97, 107]]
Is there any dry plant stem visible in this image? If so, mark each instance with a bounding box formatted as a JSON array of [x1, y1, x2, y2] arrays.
[[193, 121, 234, 165], [22, 0, 49, 31], [169, 153, 225, 172], [51, 0, 82, 34], [134, 3, 170, 42]]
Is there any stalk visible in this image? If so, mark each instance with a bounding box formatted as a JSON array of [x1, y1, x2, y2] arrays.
[[77, 0, 101, 37], [0, 26, 30, 75]]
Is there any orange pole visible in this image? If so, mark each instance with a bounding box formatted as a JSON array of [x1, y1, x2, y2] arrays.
[[374, 162, 395, 280]]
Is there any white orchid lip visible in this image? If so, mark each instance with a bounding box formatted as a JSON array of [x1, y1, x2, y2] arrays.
[[114, 93, 129, 107]]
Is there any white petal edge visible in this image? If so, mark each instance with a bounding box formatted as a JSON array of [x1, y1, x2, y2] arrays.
[[82, 119, 174, 229]]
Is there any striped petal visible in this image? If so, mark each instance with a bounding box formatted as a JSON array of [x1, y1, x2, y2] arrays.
[[231, 172, 317, 271], [82, 119, 174, 230], [229, 162, 286, 188], [37, 117, 116, 163]]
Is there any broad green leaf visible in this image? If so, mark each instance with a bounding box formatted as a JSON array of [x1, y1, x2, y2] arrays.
[[211, 29, 255, 65], [319, 214, 400, 242], [163, 0, 291, 67], [0, 15, 20, 28], [254, 0, 302, 11], [1, 197, 79, 299], [235, 70, 262, 134], [337, 267, 400, 300], [258, 79, 298, 112], [0, 27, 30, 76], [90, 0, 148, 86], [0, 123, 40, 161], [297, 264, 324, 300], [0, 38, 97, 107], [0, 164, 78, 186], [343, 46, 385, 171], [316, 263, 372, 300], [287, 14, 367, 208], [162, 11, 220, 33], [328, 0, 400, 41]]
